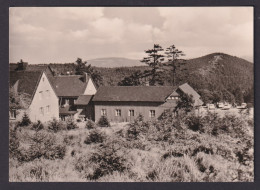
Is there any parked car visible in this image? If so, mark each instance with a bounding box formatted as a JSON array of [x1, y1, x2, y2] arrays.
[[237, 103, 247, 109], [208, 104, 215, 110], [222, 104, 231, 110], [217, 102, 224, 108]]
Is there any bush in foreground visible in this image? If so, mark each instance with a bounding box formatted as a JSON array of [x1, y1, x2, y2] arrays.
[[19, 112, 31, 127], [97, 116, 110, 127], [66, 117, 78, 130], [85, 119, 96, 129], [31, 120, 44, 131], [84, 129, 106, 144], [48, 118, 65, 133]]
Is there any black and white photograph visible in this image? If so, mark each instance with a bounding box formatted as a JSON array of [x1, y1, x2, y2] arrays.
[[9, 7, 254, 182]]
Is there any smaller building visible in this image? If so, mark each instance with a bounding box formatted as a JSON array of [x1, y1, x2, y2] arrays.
[[9, 70, 59, 122], [51, 73, 97, 120]]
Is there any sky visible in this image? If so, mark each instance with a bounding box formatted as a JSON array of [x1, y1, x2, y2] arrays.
[[9, 7, 253, 64]]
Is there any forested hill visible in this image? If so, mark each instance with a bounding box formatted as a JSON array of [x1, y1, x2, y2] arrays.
[[9, 53, 254, 104], [96, 53, 253, 103]]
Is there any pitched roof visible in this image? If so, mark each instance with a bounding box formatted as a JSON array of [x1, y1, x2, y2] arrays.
[[52, 75, 89, 97], [9, 71, 43, 101], [178, 83, 203, 106], [75, 95, 94, 105], [92, 86, 176, 102]]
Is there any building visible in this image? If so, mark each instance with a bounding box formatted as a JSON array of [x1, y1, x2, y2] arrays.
[[9, 62, 97, 121], [52, 73, 97, 120], [92, 83, 203, 122], [9, 70, 59, 122], [92, 86, 180, 122], [177, 83, 204, 107]]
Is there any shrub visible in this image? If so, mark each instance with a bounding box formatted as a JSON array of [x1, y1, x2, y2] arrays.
[[66, 117, 78, 130], [135, 113, 144, 122], [9, 126, 20, 158], [87, 144, 127, 180], [98, 116, 110, 127], [84, 129, 105, 144], [48, 118, 65, 133], [186, 114, 204, 132], [85, 119, 96, 129], [18, 131, 66, 162], [126, 123, 140, 140], [31, 120, 44, 131], [19, 112, 31, 126]]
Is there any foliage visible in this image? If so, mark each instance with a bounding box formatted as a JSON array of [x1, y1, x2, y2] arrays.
[[9, 125, 20, 158], [85, 119, 96, 129], [48, 118, 65, 133], [66, 117, 78, 130], [31, 120, 44, 131], [9, 109, 253, 182], [17, 130, 66, 162], [140, 44, 165, 86], [165, 44, 186, 85], [75, 58, 103, 87], [118, 71, 142, 86], [175, 93, 195, 113], [19, 112, 31, 126], [97, 116, 110, 127], [87, 143, 128, 180], [84, 129, 106, 144]]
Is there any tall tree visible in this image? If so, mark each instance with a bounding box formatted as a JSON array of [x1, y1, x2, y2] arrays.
[[165, 44, 185, 86], [75, 58, 103, 87], [140, 44, 165, 86], [174, 93, 195, 114]]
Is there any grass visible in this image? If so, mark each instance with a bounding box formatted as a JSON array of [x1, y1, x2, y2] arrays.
[[9, 110, 254, 182]]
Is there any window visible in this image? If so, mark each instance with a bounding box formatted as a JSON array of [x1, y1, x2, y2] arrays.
[[101, 109, 107, 116], [46, 105, 50, 114], [115, 109, 121, 117], [42, 77, 45, 82], [46, 90, 50, 98], [149, 110, 155, 118], [129, 110, 134, 117], [39, 91, 43, 100], [65, 99, 69, 105], [10, 110, 16, 119], [39, 107, 44, 115]]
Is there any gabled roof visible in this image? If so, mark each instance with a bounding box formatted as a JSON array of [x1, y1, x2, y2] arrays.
[[52, 75, 89, 97], [9, 71, 43, 102], [178, 83, 203, 106], [92, 86, 176, 102], [75, 95, 94, 105]]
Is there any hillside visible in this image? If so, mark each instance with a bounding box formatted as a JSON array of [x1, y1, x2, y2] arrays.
[[9, 53, 254, 104], [88, 57, 145, 68]]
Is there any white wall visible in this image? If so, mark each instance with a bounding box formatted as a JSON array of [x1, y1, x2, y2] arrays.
[[28, 72, 59, 123], [83, 78, 97, 95]]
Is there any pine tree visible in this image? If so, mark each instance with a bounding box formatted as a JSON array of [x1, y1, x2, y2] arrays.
[[165, 44, 185, 86], [140, 44, 165, 86]]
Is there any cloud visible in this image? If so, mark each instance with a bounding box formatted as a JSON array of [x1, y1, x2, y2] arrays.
[[9, 7, 253, 64]]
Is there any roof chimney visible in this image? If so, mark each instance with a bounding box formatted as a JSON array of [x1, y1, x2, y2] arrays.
[[17, 60, 28, 70], [82, 72, 88, 83]]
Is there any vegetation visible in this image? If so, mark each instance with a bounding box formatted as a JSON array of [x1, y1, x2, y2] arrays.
[[75, 58, 103, 87], [97, 116, 110, 127], [165, 44, 186, 86], [9, 109, 253, 182], [19, 112, 31, 126], [140, 44, 165, 86]]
